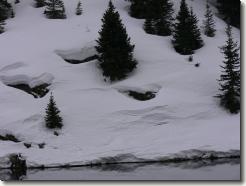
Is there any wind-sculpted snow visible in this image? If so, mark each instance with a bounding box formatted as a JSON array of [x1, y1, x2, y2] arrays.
[[0, 0, 240, 167]]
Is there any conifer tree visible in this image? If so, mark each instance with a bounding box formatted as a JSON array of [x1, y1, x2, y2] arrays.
[[144, 0, 173, 36], [45, 93, 63, 129], [203, 1, 216, 37], [127, 0, 148, 19], [76, 1, 82, 15], [0, 0, 12, 21], [144, 18, 155, 34], [96, 1, 137, 82], [44, 0, 66, 19], [217, 0, 240, 28], [189, 8, 204, 50], [156, 0, 174, 36], [172, 0, 203, 55], [172, 0, 193, 55], [217, 25, 240, 114], [0, 20, 5, 34], [35, 0, 45, 8]]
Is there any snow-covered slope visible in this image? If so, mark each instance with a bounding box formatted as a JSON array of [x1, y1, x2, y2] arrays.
[[0, 0, 240, 167]]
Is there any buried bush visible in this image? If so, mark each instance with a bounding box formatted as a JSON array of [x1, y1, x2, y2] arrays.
[[188, 55, 193, 62], [195, 63, 200, 67], [38, 143, 46, 149], [127, 90, 156, 101], [24, 143, 32, 149], [0, 134, 20, 143]]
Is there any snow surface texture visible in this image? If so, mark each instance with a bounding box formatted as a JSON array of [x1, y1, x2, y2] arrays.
[[0, 0, 240, 167]]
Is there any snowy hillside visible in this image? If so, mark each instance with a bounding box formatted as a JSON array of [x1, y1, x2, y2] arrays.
[[0, 0, 240, 167]]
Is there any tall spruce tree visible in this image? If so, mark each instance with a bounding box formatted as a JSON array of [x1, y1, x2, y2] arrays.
[[34, 0, 45, 8], [76, 1, 82, 15], [144, 0, 173, 36], [44, 0, 66, 19], [217, 0, 240, 28], [45, 93, 63, 129], [96, 1, 137, 82], [217, 25, 240, 114], [203, 1, 216, 37], [127, 0, 148, 19], [172, 0, 193, 54], [0, 19, 5, 34], [172, 0, 203, 55], [189, 7, 204, 50]]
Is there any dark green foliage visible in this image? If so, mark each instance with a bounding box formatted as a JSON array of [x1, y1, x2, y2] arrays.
[[203, 1, 216, 37], [0, 0, 12, 21], [0, 19, 5, 33], [189, 8, 204, 51], [96, 1, 137, 82], [172, 0, 203, 55], [217, 0, 240, 28], [35, 0, 45, 8], [44, 0, 66, 19], [143, 18, 155, 34], [144, 0, 174, 36], [217, 25, 240, 114], [127, 0, 148, 19], [45, 93, 63, 129], [76, 1, 82, 15]]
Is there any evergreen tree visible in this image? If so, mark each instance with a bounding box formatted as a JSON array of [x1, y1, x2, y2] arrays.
[[217, 0, 240, 28], [127, 0, 148, 19], [144, 0, 173, 36], [0, 19, 5, 34], [144, 18, 155, 34], [35, 0, 45, 8], [217, 25, 240, 114], [44, 0, 66, 19], [172, 0, 203, 55], [172, 0, 193, 55], [45, 93, 63, 129], [0, 0, 12, 21], [189, 7, 204, 50], [203, 1, 216, 37], [76, 1, 82, 15], [96, 1, 137, 82]]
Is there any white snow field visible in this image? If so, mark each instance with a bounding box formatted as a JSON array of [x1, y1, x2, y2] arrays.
[[0, 0, 240, 167]]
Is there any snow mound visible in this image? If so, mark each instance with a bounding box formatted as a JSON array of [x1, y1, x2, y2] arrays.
[[0, 73, 54, 88], [55, 41, 98, 64]]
